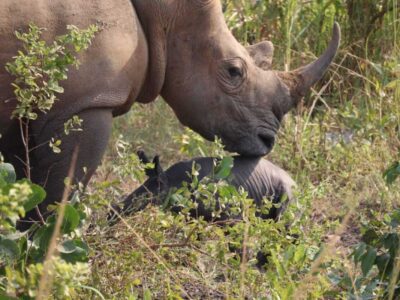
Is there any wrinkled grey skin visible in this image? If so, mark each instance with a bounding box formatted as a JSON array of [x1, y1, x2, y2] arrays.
[[116, 152, 295, 223], [0, 0, 338, 226]]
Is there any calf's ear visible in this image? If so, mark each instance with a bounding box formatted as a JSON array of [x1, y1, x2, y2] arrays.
[[137, 150, 151, 164], [152, 155, 164, 177], [152, 155, 169, 194], [137, 150, 162, 178]]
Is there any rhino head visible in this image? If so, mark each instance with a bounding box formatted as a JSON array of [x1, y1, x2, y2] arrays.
[[133, 0, 340, 156]]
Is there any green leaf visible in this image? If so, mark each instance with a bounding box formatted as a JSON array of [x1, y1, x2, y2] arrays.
[[361, 228, 379, 245], [143, 289, 152, 300], [58, 239, 89, 263], [369, 62, 382, 75], [385, 79, 400, 90], [5, 230, 28, 241], [33, 224, 55, 251], [353, 242, 367, 263], [218, 185, 238, 198], [23, 183, 46, 212], [215, 156, 234, 179], [306, 245, 320, 261], [362, 279, 379, 298], [48, 81, 64, 93], [383, 161, 400, 185], [294, 244, 306, 264], [0, 238, 20, 263], [0, 163, 16, 184], [389, 209, 400, 228], [375, 253, 391, 277], [60, 204, 80, 234], [361, 247, 376, 276], [284, 245, 296, 263], [383, 233, 399, 254]]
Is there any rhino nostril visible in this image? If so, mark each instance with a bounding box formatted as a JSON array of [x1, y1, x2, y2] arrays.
[[258, 134, 275, 150]]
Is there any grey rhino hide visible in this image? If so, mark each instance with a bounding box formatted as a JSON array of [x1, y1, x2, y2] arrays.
[[119, 154, 295, 222]]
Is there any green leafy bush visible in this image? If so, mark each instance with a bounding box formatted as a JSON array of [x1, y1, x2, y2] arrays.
[[0, 161, 92, 299], [328, 208, 400, 299], [6, 23, 97, 120]]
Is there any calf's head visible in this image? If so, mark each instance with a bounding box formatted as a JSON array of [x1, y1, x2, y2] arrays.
[[159, 1, 340, 156]]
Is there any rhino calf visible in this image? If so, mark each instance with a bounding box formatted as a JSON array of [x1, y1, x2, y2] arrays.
[[115, 151, 295, 223]]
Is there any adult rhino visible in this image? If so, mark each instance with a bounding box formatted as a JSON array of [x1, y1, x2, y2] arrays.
[[0, 0, 339, 225]]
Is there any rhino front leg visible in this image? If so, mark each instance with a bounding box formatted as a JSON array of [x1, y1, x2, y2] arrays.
[[18, 108, 113, 230]]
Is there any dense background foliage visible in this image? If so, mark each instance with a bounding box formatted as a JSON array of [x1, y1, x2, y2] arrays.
[[1, 0, 399, 299], [92, 0, 399, 298]]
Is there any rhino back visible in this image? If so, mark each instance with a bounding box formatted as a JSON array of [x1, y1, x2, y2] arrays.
[[0, 0, 148, 134]]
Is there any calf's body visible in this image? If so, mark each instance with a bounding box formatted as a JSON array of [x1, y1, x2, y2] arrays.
[[121, 155, 295, 221]]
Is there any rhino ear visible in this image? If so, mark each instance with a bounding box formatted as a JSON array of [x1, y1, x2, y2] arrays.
[[152, 155, 169, 193], [137, 150, 163, 178], [137, 150, 151, 164], [152, 155, 164, 177], [246, 41, 274, 70]]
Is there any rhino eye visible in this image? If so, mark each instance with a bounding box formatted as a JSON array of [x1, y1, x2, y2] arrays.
[[219, 59, 246, 91], [228, 66, 243, 78]]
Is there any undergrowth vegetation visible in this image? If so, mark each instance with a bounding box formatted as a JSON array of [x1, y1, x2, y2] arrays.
[[90, 1, 399, 298], [1, 0, 399, 299]]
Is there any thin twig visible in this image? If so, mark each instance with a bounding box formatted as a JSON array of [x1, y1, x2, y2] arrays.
[[239, 205, 249, 299], [149, 242, 189, 250], [35, 146, 79, 300], [13, 154, 29, 170], [18, 119, 29, 178], [28, 139, 52, 152], [19, 118, 45, 225]]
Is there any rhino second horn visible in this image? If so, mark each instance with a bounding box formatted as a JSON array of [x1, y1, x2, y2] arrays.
[[281, 22, 341, 104]]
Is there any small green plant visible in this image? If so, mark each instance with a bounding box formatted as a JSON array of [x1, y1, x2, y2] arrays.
[[6, 23, 97, 120], [328, 208, 400, 299], [175, 127, 228, 158], [0, 161, 92, 299], [384, 160, 400, 185]]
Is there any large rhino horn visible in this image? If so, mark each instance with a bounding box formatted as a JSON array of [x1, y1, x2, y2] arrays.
[[280, 22, 340, 105]]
